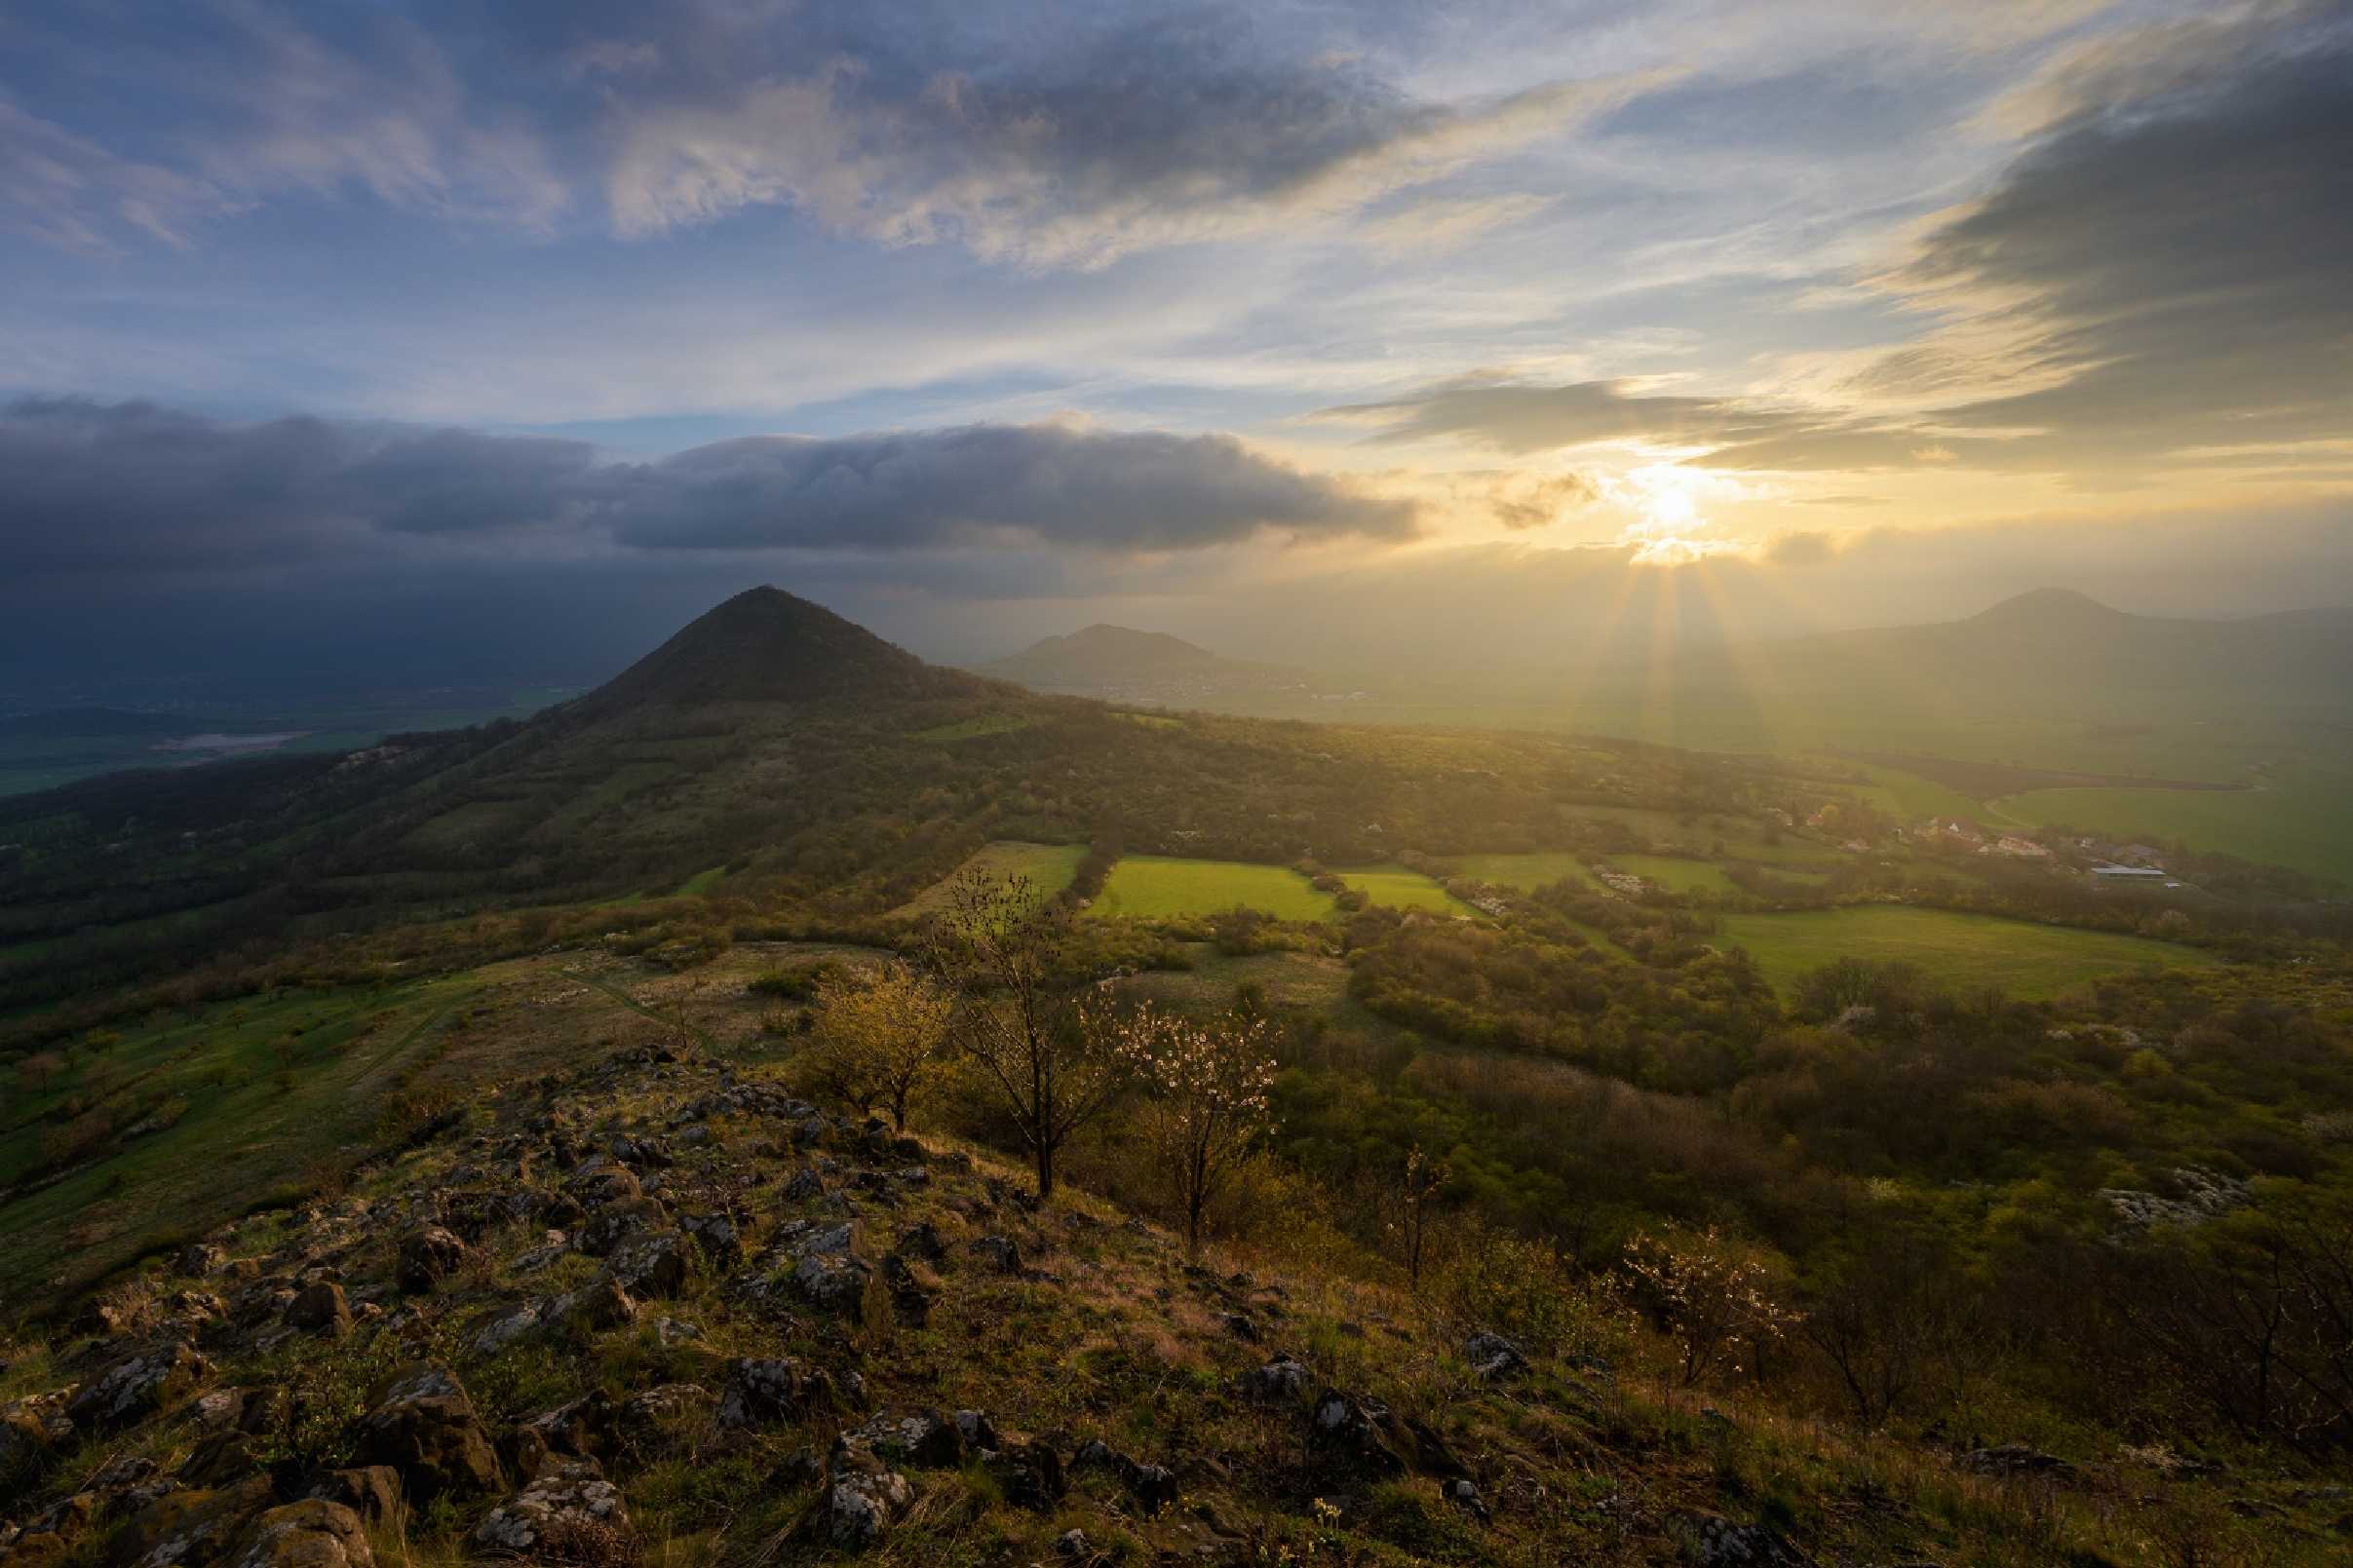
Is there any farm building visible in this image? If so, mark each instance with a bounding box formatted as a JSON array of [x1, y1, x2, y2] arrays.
[[2091, 863, 2167, 881]]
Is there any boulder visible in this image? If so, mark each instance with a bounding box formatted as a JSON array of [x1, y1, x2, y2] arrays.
[[1306, 1390, 1462, 1479], [893, 1222, 946, 1261], [1, 1393, 75, 1479], [845, 1407, 966, 1468], [1668, 1511, 1818, 1566], [576, 1198, 668, 1257], [984, 1438, 1067, 1511], [1072, 1439, 1177, 1515], [714, 1358, 848, 1430], [473, 1458, 633, 1561], [813, 1435, 912, 1549], [222, 1501, 372, 1568], [178, 1243, 231, 1278], [394, 1229, 474, 1295], [1462, 1331, 1529, 1382], [680, 1213, 741, 1263], [879, 1254, 934, 1326], [283, 1282, 350, 1337], [472, 1301, 545, 1357], [109, 1474, 275, 1568], [304, 1469, 404, 1528], [548, 1276, 638, 1332], [1242, 1355, 1312, 1405], [352, 1363, 502, 1504], [69, 1342, 211, 1433], [606, 1231, 690, 1298]]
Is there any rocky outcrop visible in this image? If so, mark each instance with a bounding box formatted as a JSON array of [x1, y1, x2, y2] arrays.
[[812, 1434, 911, 1549], [395, 1228, 474, 1294], [352, 1364, 502, 1504], [68, 1342, 210, 1433], [474, 1458, 633, 1560], [714, 1358, 853, 1430], [222, 1502, 373, 1568]]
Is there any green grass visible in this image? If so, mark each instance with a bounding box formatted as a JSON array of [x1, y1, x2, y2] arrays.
[[1996, 768, 2353, 886], [674, 865, 725, 897], [1087, 856, 1335, 922], [1613, 855, 1739, 895], [1339, 863, 1480, 915], [912, 712, 1045, 742], [896, 841, 1088, 916], [1715, 905, 2218, 1001], [1447, 852, 1600, 891]]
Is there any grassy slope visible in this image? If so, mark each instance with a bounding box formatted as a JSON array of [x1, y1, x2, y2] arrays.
[[1338, 864, 1481, 916], [1613, 855, 1739, 895], [1447, 851, 1600, 891], [1716, 905, 2218, 1000]]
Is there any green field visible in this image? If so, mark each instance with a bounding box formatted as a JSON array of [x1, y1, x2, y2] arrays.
[[1996, 771, 2353, 887], [1715, 905, 2218, 1000], [1340, 863, 1481, 915], [897, 840, 1087, 916], [1088, 856, 1335, 922], [1615, 855, 1740, 895], [1845, 763, 1985, 826], [1447, 852, 1601, 891]]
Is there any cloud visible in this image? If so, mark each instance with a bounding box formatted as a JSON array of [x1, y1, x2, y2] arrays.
[[1864, 21, 2353, 469], [0, 398, 1413, 578], [0, 100, 233, 252], [602, 13, 1656, 266]]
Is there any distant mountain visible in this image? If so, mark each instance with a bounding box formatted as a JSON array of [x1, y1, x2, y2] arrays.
[[577, 585, 988, 714], [978, 624, 1307, 700], [1784, 591, 2353, 701], [0, 707, 193, 738]]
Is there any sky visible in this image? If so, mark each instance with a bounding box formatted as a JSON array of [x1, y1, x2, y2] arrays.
[[2, 0, 2349, 689]]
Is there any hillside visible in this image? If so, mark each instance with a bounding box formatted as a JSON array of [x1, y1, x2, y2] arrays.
[[6, 995, 2349, 1567], [977, 625, 1308, 703]]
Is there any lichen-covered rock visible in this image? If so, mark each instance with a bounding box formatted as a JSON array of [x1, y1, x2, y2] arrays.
[[395, 1228, 474, 1294], [606, 1231, 690, 1298], [472, 1300, 545, 1357], [353, 1363, 502, 1504], [814, 1435, 912, 1549], [846, 1407, 965, 1468], [1669, 1511, 1818, 1566], [305, 1468, 404, 1527], [69, 1341, 210, 1433], [473, 1458, 632, 1560], [714, 1358, 849, 1430], [1462, 1331, 1528, 1382], [109, 1474, 274, 1568], [1073, 1439, 1177, 1514], [548, 1275, 638, 1332], [576, 1197, 669, 1257], [680, 1212, 741, 1263], [1959, 1444, 2074, 1480], [222, 1501, 372, 1568], [1242, 1354, 1312, 1405]]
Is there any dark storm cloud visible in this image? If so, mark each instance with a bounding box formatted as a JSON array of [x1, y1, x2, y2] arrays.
[[602, 425, 1415, 551], [1878, 29, 2353, 462], [0, 398, 1412, 578]]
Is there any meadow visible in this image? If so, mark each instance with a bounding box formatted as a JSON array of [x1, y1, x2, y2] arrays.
[[1714, 905, 2218, 1000], [1339, 863, 1482, 915], [1087, 855, 1335, 921], [1997, 767, 2353, 886], [895, 840, 1087, 916]]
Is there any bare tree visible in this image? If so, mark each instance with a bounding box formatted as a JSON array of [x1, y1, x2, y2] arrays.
[[805, 960, 953, 1131], [1389, 1143, 1449, 1292], [1109, 1002, 1278, 1256], [921, 870, 1122, 1203]]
